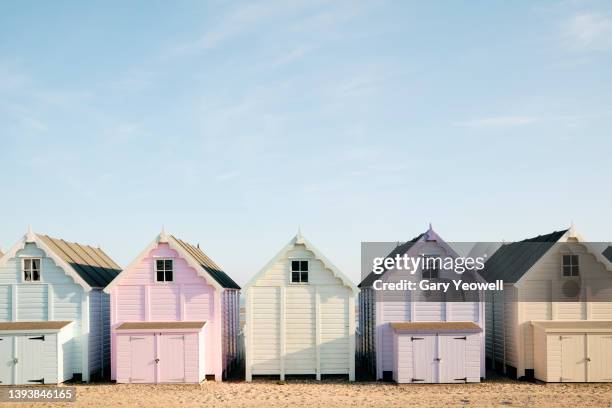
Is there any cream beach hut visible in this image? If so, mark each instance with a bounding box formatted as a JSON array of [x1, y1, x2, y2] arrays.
[[482, 227, 612, 382], [244, 232, 358, 381]]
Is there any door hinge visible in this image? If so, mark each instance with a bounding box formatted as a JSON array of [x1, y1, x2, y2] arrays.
[[411, 337, 424, 341], [411, 378, 424, 382], [28, 336, 45, 341], [28, 378, 44, 384], [454, 377, 467, 382], [453, 336, 467, 340]]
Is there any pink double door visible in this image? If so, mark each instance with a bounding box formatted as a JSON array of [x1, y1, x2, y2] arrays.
[[127, 333, 188, 383]]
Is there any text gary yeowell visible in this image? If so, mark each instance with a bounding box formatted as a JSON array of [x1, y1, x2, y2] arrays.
[[370, 254, 503, 292]]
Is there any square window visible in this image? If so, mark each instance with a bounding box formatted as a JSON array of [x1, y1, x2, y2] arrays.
[[23, 258, 41, 282], [422, 256, 439, 280], [290, 260, 309, 283], [155, 259, 173, 282], [562, 254, 579, 277]]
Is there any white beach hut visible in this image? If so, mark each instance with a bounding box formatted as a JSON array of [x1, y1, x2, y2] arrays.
[[244, 232, 358, 381]]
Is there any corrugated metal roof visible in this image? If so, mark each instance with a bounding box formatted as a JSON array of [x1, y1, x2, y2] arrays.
[[0, 321, 72, 331], [171, 236, 240, 289], [390, 322, 482, 332], [37, 234, 121, 288], [358, 234, 425, 288], [480, 230, 568, 284], [116, 322, 206, 330], [603, 246, 612, 263]]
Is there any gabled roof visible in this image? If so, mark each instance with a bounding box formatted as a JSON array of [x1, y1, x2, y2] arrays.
[[104, 231, 239, 293], [358, 234, 424, 288], [480, 229, 568, 284], [604, 246, 612, 264], [171, 236, 240, 289], [37, 234, 121, 288], [243, 232, 358, 295], [0, 230, 121, 291]]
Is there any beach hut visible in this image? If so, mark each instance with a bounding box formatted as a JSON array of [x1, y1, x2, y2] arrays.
[[244, 232, 358, 381], [358, 226, 486, 383], [0, 229, 120, 384], [105, 230, 240, 383], [482, 227, 612, 382]]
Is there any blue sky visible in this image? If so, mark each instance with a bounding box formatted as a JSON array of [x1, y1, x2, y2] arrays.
[[1, 0, 611, 285]]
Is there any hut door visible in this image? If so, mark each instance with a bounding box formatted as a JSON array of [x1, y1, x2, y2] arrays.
[[16, 335, 48, 385], [0, 336, 14, 385], [587, 334, 612, 382], [439, 335, 467, 383], [411, 336, 437, 383], [129, 334, 156, 383], [559, 334, 587, 382], [158, 334, 186, 382]]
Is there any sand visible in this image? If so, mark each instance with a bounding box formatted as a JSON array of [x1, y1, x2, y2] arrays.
[[3, 375, 612, 408]]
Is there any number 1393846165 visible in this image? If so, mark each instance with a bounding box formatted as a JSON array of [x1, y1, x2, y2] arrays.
[[0, 387, 76, 402]]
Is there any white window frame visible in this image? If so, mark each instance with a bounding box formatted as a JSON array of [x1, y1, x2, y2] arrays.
[[155, 258, 174, 283], [290, 259, 309, 284], [22, 257, 43, 283], [561, 253, 580, 277], [421, 255, 440, 280]]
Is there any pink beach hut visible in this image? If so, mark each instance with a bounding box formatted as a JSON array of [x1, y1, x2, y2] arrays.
[[104, 230, 240, 383]]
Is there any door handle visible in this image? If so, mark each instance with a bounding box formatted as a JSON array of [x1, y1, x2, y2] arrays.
[[13, 358, 18, 364], [586, 357, 591, 362], [154, 358, 160, 364]]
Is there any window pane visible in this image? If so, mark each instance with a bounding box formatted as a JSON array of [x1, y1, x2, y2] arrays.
[[157, 271, 165, 281], [572, 265, 580, 276], [165, 270, 173, 282], [562, 265, 572, 276], [291, 272, 300, 283], [571, 255, 579, 266], [562, 255, 570, 266], [24, 271, 31, 281], [32, 259, 40, 270], [300, 261, 308, 271], [300, 272, 308, 283], [156, 260, 164, 271], [33, 270, 40, 281], [165, 260, 173, 271], [291, 261, 299, 272]]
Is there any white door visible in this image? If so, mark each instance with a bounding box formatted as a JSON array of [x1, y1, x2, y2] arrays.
[[560, 334, 587, 382], [587, 334, 612, 382], [17, 335, 48, 384], [412, 335, 437, 383], [0, 336, 14, 385], [129, 334, 156, 383], [158, 334, 186, 382], [439, 335, 467, 383]]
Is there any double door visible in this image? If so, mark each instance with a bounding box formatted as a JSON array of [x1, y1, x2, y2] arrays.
[[411, 334, 469, 383], [127, 333, 187, 383], [0, 334, 56, 385]]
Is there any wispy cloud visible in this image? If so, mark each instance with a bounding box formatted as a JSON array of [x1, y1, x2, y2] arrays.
[[565, 12, 612, 51], [454, 116, 539, 128], [163, 3, 282, 58]]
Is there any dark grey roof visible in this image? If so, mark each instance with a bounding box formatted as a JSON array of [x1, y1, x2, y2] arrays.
[[37, 234, 121, 288], [480, 229, 568, 284], [171, 236, 240, 289], [358, 234, 425, 288], [603, 246, 612, 263]]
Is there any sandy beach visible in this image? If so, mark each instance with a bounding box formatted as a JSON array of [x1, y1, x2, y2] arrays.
[[3, 374, 611, 408]]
